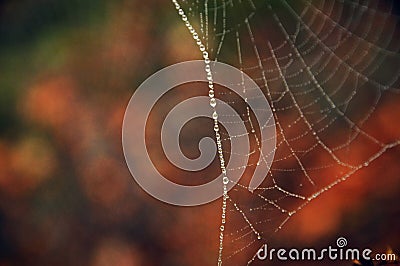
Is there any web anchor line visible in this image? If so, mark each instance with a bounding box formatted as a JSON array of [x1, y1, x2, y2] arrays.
[[171, 1, 230, 265]]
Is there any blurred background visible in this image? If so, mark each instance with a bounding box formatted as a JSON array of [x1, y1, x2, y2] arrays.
[[0, 0, 399, 265]]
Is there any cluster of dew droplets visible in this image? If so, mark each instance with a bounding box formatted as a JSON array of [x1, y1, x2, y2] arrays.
[[171, 1, 229, 265]]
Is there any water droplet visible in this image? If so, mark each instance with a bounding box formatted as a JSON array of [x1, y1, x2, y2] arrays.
[[210, 98, 217, 107], [209, 90, 214, 98], [223, 177, 229, 184], [214, 125, 219, 132], [212, 111, 218, 119]]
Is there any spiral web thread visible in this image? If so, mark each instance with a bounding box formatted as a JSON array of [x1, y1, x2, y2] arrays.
[[172, 0, 400, 264]]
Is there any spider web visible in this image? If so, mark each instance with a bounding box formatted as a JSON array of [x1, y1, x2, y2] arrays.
[[172, 0, 400, 264]]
